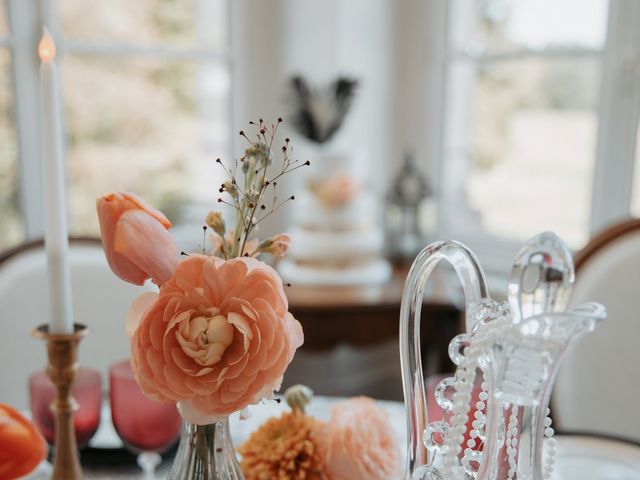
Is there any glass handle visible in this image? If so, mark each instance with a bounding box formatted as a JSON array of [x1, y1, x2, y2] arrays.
[[399, 241, 489, 478]]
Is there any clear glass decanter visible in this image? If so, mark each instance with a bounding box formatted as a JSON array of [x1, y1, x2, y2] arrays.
[[399, 232, 606, 480]]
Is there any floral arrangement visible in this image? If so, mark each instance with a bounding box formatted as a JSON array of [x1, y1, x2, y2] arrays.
[[238, 388, 401, 480], [97, 119, 307, 424]]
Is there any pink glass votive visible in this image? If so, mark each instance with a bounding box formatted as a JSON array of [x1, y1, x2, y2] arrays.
[[29, 367, 102, 446], [109, 359, 181, 453]]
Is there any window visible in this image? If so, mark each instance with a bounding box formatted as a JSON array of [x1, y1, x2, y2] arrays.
[[439, 0, 640, 268], [0, 0, 23, 250], [1, 0, 231, 250]]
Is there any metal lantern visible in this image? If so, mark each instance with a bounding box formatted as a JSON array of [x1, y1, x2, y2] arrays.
[[385, 152, 433, 260]]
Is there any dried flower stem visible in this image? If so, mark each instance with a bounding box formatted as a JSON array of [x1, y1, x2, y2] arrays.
[[216, 118, 308, 259]]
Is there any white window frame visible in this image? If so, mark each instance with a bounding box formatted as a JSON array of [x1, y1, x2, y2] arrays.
[[4, 0, 235, 242], [7, 0, 44, 239], [437, 0, 640, 276], [590, 0, 640, 231]]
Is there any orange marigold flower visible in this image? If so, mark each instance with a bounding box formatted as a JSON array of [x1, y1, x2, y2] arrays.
[[238, 411, 325, 480]]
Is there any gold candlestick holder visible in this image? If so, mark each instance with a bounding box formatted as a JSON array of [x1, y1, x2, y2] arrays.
[[33, 323, 88, 480]]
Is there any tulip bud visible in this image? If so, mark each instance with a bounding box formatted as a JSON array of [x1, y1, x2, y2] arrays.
[[0, 404, 47, 480], [96, 192, 177, 285]]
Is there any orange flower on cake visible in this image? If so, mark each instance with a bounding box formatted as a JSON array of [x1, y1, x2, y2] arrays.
[[310, 174, 359, 209], [128, 254, 304, 424]]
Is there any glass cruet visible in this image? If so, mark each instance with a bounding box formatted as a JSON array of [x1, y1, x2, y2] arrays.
[[399, 232, 606, 480]]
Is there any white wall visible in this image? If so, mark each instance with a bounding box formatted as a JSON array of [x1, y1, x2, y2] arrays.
[[281, 0, 394, 197], [392, 0, 447, 195], [233, 0, 447, 236]]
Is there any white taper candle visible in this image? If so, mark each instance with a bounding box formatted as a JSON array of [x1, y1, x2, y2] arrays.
[[39, 29, 73, 334]]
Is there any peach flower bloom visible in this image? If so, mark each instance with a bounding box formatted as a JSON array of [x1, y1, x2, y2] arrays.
[[261, 233, 291, 257], [129, 254, 303, 424], [239, 411, 325, 480], [97, 192, 177, 285], [311, 174, 359, 209], [207, 232, 225, 254], [208, 231, 259, 258], [314, 397, 401, 480]]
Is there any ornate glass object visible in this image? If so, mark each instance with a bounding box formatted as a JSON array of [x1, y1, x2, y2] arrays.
[[167, 418, 243, 480], [400, 232, 606, 480]]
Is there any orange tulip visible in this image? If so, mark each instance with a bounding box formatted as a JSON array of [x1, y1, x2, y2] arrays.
[[97, 192, 178, 285], [0, 404, 47, 480]]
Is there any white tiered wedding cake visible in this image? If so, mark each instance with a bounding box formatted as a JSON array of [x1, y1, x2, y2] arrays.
[[278, 152, 391, 286]]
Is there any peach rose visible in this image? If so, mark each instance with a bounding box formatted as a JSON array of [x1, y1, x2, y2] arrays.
[[97, 192, 178, 285], [314, 397, 401, 480], [129, 254, 303, 424]]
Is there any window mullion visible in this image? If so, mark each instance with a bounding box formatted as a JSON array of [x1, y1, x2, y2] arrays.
[[438, 0, 481, 236], [447, 48, 603, 64], [8, 0, 44, 239], [591, 0, 640, 233], [62, 41, 231, 61]]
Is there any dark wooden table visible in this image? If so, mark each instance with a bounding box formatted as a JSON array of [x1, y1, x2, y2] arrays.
[[286, 264, 464, 374]]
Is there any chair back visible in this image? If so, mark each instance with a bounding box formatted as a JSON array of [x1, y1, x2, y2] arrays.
[[0, 238, 153, 409], [554, 219, 640, 442]]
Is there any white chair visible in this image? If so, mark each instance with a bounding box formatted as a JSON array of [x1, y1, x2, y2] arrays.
[[0, 238, 154, 409], [554, 219, 640, 443]]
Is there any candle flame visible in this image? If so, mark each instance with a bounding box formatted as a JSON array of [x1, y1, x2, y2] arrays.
[[39, 29, 56, 62]]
